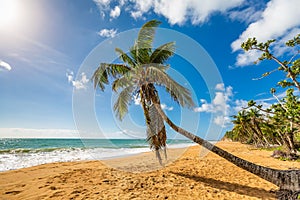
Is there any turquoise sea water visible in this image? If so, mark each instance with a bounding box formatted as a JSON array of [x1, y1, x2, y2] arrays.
[[0, 138, 195, 171]]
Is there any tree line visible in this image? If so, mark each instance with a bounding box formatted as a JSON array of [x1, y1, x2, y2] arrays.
[[225, 34, 300, 159]]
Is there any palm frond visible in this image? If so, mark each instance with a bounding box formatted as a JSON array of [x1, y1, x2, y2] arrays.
[[150, 42, 176, 64], [92, 63, 131, 91], [136, 19, 161, 50], [146, 66, 195, 108], [131, 20, 162, 65], [130, 45, 152, 65], [112, 71, 134, 92], [129, 46, 137, 64], [113, 86, 134, 120], [115, 48, 136, 67]]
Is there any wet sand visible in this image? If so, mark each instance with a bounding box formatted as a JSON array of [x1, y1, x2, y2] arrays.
[[1, 141, 300, 200]]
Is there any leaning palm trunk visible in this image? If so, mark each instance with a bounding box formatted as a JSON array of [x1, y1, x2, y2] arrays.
[[153, 101, 300, 199]]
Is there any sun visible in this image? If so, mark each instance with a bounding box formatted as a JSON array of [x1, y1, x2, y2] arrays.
[[0, 0, 20, 29]]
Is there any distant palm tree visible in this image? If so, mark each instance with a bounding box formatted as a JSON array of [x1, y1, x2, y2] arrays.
[[93, 20, 300, 199], [231, 110, 254, 144], [248, 108, 271, 146]]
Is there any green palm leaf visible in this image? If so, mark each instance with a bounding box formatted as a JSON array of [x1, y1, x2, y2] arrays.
[[132, 20, 162, 65], [113, 86, 135, 120], [130, 45, 151, 65], [150, 42, 176, 64], [136, 19, 161, 50], [115, 48, 136, 67], [112, 72, 134, 92], [92, 63, 131, 91], [146, 66, 195, 108]]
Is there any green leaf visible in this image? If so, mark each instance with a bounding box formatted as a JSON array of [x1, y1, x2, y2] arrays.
[[115, 48, 136, 67], [92, 63, 131, 91], [270, 88, 276, 94], [146, 66, 195, 108], [113, 86, 135, 120], [248, 100, 256, 107], [136, 20, 162, 50], [150, 42, 176, 64]]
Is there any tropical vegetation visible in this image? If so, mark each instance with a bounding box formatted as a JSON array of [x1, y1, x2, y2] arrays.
[[225, 35, 300, 160], [92, 20, 300, 199]]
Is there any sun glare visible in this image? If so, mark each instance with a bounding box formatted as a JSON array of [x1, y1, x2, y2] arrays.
[[0, 0, 20, 29]]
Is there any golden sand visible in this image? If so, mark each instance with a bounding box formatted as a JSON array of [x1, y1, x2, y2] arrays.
[[1, 141, 300, 200]]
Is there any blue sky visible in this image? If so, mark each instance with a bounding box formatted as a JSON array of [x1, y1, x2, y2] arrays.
[[0, 0, 299, 139]]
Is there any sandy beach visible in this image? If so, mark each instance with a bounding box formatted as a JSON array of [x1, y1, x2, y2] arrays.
[[1, 141, 300, 200]]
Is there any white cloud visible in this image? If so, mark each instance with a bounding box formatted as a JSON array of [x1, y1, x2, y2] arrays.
[[253, 90, 296, 109], [233, 99, 248, 112], [72, 73, 89, 90], [272, 27, 300, 56], [0, 60, 12, 71], [194, 84, 240, 127], [131, 0, 152, 19], [93, 0, 244, 25], [200, 99, 207, 103], [193, 101, 214, 113], [110, 6, 121, 19], [215, 83, 225, 91], [233, 96, 272, 114], [98, 28, 117, 38], [214, 116, 231, 128], [161, 103, 174, 111], [235, 50, 262, 67], [232, 0, 300, 66], [66, 71, 89, 90], [213, 92, 227, 109], [66, 70, 74, 83], [229, 1, 264, 24], [229, 7, 262, 24], [93, 0, 111, 7], [93, 0, 112, 18], [154, 0, 244, 25], [119, 0, 126, 6], [93, 0, 122, 20], [194, 83, 296, 128], [152, 0, 188, 25], [194, 84, 233, 116]]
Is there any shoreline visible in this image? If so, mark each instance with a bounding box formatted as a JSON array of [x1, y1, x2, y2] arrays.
[[1, 141, 300, 199], [0, 143, 197, 173], [0, 140, 198, 172]]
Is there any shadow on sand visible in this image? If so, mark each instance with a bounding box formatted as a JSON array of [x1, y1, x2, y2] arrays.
[[171, 171, 275, 199]]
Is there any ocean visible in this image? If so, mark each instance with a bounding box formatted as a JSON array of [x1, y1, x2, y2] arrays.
[[0, 138, 195, 172]]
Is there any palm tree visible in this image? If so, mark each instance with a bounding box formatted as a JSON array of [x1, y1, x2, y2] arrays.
[[248, 108, 272, 147], [92, 20, 300, 199], [230, 111, 251, 143], [231, 110, 260, 145], [92, 20, 194, 163]]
